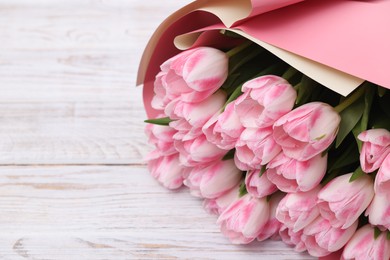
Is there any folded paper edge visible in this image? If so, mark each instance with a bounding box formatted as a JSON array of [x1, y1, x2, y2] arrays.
[[174, 28, 364, 96]]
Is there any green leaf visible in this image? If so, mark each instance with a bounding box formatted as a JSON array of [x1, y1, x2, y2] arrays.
[[222, 149, 235, 161], [352, 120, 363, 152], [387, 230, 390, 240], [349, 167, 365, 182], [374, 227, 381, 240], [222, 85, 243, 110], [329, 143, 359, 171], [144, 117, 172, 126], [295, 76, 320, 107], [229, 47, 264, 75], [259, 165, 267, 177], [378, 85, 387, 97], [360, 87, 375, 132], [336, 97, 365, 148], [239, 182, 248, 197]]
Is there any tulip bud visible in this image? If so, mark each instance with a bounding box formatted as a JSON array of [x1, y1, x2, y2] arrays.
[[273, 102, 340, 161], [317, 173, 374, 229], [276, 187, 321, 232], [147, 152, 185, 190], [183, 160, 242, 199], [203, 101, 244, 150], [358, 128, 390, 173], [217, 194, 270, 244], [152, 47, 228, 110], [342, 225, 390, 260], [234, 75, 296, 128], [266, 152, 327, 193], [234, 127, 281, 170]]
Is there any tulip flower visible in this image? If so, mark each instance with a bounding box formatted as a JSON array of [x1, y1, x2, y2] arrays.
[[165, 90, 226, 124], [276, 187, 321, 232], [203, 184, 241, 215], [279, 225, 307, 253], [374, 153, 390, 194], [234, 75, 296, 128], [365, 192, 390, 230], [245, 169, 278, 198], [358, 128, 390, 173], [257, 192, 284, 241], [202, 101, 244, 150], [145, 123, 177, 156], [302, 217, 358, 257], [174, 134, 226, 167], [217, 194, 269, 244], [266, 152, 328, 192], [147, 152, 185, 190], [273, 102, 340, 161], [234, 127, 281, 170], [151, 47, 228, 110], [167, 90, 227, 141], [317, 173, 374, 229], [183, 160, 242, 199], [342, 225, 390, 260]]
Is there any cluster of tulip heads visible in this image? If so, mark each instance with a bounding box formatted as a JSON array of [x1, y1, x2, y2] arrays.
[[144, 39, 390, 259]]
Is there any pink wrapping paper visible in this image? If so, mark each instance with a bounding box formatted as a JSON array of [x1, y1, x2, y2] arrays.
[[138, 0, 390, 118]]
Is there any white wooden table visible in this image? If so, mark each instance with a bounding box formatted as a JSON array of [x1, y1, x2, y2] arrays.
[[0, 1, 315, 259]]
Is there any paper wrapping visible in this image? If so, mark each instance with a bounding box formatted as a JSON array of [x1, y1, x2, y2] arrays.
[[137, 0, 390, 118]]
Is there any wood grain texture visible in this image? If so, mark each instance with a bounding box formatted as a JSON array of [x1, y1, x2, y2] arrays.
[[0, 166, 313, 259], [0, 0, 315, 259]]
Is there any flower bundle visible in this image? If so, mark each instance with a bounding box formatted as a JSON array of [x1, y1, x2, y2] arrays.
[[144, 36, 390, 259]]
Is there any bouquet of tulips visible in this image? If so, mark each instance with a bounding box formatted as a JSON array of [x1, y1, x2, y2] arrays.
[[143, 35, 390, 259]]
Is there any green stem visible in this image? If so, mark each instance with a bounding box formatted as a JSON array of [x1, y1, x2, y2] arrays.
[[293, 82, 301, 91], [226, 41, 252, 58], [222, 85, 243, 111], [334, 85, 367, 113], [282, 67, 298, 82]]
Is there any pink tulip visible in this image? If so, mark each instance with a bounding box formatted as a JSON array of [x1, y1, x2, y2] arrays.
[[151, 47, 228, 110], [174, 134, 226, 167], [167, 90, 226, 142], [266, 152, 328, 192], [234, 75, 296, 128], [217, 194, 269, 244], [273, 102, 340, 161], [374, 153, 390, 194], [145, 123, 177, 156], [170, 118, 200, 142], [165, 90, 226, 124], [279, 225, 307, 253], [203, 184, 241, 215], [202, 101, 244, 150], [234, 127, 281, 170], [147, 152, 185, 190], [317, 173, 374, 229], [342, 225, 390, 260], [358, 128, 390, 173], [245, 169, 278, 198], [276, 187, 321, 232], [365, 192, 390, 230], [183, 160, 242, 199], [303, 217, 358, 257], [257, 192, 284, 242]]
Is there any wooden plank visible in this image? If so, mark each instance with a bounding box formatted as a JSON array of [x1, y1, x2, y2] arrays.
[[0, 93, 150, 164], [0, 0, 190, 51], [0, 165, 314, 259]]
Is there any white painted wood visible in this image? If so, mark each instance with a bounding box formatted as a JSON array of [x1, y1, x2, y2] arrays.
[[0, 0, 316, 259], [0, 91, 150, 164], [0, 166, 313, 259]]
